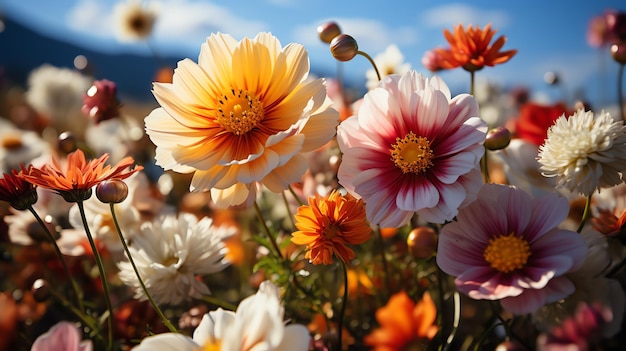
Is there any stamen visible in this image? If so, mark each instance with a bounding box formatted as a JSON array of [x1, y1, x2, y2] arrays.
[[215, 89, 264, 135], [483, 232, 531, 273], [390, 131, 434, 174]]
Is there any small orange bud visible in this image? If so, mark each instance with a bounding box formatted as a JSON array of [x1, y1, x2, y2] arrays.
[[407, 227, 438, 259], [330, 34, 358, 62], [317, 22, 342, 44]]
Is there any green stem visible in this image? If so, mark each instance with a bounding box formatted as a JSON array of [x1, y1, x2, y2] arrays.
[[618, 63, 625, 122], [108, 203, 178, 333], [490, 302, 532, 350], [253, 201, 283, 259], [28, 206, 85, 312], [376, 226, 391, 299], [576, 194, 593, 233], [281, 191, 297, 229], [288, 184, 305, 207], [201, 295, 237, 311], [357, 50, 381, 81], [77, 201, 114, 351], [48, 288, 101, 339], [337, 261, 349, 351]]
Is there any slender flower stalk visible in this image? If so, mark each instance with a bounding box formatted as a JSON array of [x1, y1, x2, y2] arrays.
[[254, 201, 283, 260], [375, 226, 391, 299], [76, 200, 114, 351], [108, 202, 178, 333], [337, 260, 349, 351], [358, 50, 381, 82], [577, 194, 593, 233], [618, 63, 625, 122], [28, 205, 85, 311]]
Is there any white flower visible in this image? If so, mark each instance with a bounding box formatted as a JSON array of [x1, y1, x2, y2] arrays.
[[114, 0, 157, 42], [538, 109, 626, 195], [131, 281, 310, 351], [25, 64, 91, 137], [66, 172, 156, 253], [365, 44, 411, 90], [118, 213, 233, 305], [0, 120, 50, 174]]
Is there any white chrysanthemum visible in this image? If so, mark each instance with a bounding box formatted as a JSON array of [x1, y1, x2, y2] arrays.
[[113, 0, 157, 42], [118, 213, 234, 305], [0, 120, 50, 174], [365, 44, 411, 90], [25, 64, 91, 137], [132, 281, 310, 351], [538, 109, 626, 195]]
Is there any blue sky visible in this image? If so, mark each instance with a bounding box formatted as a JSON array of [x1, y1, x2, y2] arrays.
[[1, 0, 625, 109]]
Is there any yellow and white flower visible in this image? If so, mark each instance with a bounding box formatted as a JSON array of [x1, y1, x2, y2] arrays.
[[145, 32, 338, 208]]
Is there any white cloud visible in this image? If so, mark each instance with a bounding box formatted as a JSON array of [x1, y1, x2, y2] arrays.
[[420, 3, 511, 29], [152, 0, 268, 41], [66, 0, 268, 51], [67, 0, 115, 37]]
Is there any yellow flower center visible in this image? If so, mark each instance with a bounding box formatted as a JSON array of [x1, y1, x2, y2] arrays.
[[2, 134, 24, 150], [390, 131, 434, 174], [483, 233, 531, 273], [217, 89, 264, 135], [200, 340, 221, 351], [162, 256, 179, 267]]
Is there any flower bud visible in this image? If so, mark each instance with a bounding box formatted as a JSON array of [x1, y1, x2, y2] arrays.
[[485, 126, 512, 150], [31, 279, 51, 302], [317, 21, 342, 44], [96, 179, 129, 204], [407, 227, 438, 259], [82, 79, 121, 124], [330, 34, 358, 62], [611, 43, 626, 64], [58, 131, 78, 154]]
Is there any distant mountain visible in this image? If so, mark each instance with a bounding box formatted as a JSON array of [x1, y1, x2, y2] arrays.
[[0, 16, 181, 102]]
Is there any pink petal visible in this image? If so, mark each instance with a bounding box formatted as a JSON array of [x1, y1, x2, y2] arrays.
[[396, 179, 438, 211], [525, 192, 570, 242], [31, 322, 84, 351]]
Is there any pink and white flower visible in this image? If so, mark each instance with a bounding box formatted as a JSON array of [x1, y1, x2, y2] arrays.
[[31, 321, 92, 351], [337, 71, 487, 227], [437, 183, 588, 315]]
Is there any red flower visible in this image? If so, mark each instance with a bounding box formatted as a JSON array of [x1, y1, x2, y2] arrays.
[[514, 102, 571, 146], [0, 164, 38, 210]]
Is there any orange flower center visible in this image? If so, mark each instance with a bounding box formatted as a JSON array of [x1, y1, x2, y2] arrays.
[[483, 233, 531, 273], [201, 340, 222, 351], [391, 131, 434, 174], [324, 222, 341, 239], [2, 134, 24, 150], [217, 89, 265, 135]]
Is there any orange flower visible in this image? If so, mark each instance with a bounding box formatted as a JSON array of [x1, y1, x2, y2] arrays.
[[365, 291, 438, 351], [291, 190, 371, 265], [19, 149, 142, 202], [434, 23, 517, 72]]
